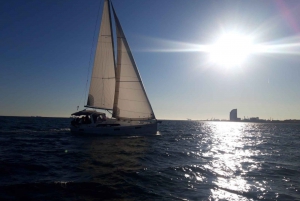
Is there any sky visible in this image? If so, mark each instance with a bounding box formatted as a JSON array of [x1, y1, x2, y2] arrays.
[[1, 0, 300, 120]]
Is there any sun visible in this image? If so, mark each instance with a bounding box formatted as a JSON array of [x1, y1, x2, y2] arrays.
[[209, 32, 254, 67]]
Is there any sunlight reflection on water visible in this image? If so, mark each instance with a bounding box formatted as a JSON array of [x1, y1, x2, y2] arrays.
[[202, 122, 266, 200]]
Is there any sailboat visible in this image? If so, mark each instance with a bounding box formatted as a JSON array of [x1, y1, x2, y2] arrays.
[[70, 0, 157, 135]]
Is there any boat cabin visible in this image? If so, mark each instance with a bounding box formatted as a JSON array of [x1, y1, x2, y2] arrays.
[[71, 110, 106, 125]]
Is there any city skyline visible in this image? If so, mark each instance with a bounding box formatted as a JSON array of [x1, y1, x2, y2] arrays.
[[1, 0, 300, 120]]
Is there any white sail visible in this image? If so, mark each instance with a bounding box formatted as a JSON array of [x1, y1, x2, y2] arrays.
[[86, 0, 115, 110], [112, 8, 155, 120]]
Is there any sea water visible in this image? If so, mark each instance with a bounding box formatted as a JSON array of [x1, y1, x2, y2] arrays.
[[0, 116, 299, 200]]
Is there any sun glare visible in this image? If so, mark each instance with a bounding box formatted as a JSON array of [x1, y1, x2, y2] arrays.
[[209, 33, 254, 67]]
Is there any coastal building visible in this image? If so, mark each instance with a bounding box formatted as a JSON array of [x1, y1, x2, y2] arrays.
[[230, 109, 238, 121]]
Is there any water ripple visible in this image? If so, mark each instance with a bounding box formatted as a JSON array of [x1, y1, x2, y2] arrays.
[[0, 117, 299, 200]]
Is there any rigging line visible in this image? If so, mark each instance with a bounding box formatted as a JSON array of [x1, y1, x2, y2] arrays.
[[90, 76, 115, 79], [118, 98, 147, 103], [118, 75, 139, 78], [79, 0, 103, 108], [118, 109, 151, 114], [117, 81, 141, 82], [119, 87, 142, 90]]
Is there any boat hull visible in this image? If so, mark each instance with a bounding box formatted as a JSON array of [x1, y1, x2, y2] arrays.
[[70, 122, 157, 136]]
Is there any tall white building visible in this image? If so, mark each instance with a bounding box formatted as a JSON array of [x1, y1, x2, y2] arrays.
[[230, 109, 237, 121]]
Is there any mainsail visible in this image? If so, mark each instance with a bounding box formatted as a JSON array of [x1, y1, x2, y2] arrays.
[[112, 6, 155, 120], [86, 0, 115, 110]]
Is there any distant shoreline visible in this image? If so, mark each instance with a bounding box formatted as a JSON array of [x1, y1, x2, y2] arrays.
[[157, 119, 300, 124], [1, 116, 300, 124]]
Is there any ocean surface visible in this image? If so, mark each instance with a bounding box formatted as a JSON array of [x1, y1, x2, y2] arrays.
[[0, 116, 299, 201]]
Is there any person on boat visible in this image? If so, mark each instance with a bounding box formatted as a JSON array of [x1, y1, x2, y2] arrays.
[[96, 115, 103, 123], [102, 114, 107, 121], [80, 116, 84, 124], [92, 114, 98, 123], [83, 115, 91, 124]]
